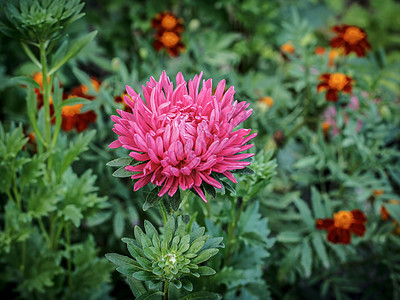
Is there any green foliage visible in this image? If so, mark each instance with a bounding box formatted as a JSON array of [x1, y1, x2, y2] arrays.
[[106, 216, 223, 297]]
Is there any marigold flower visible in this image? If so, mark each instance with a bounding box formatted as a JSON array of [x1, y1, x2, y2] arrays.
[[154, 31, 185, 57], [330, 25, 371, 57], [61, 96, 97, 132], [317, 73, 353, 102], [316, 209, 366, 244], [151, 12, 184, 33], [259, 96, 274, 108], [280, 42, 295, 54], [109, 71, 256, 202]]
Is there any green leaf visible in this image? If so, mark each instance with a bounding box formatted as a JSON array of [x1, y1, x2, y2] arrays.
[[293, 198, 314, 228], [106, 157, 133, 167], [182, 278, 193, 292], [202, 182, 216, 198], [311, 233, 330, 269], [311, 187, 324, 218], [136, 290, 164, 300], [105, 253, 137, 267], [60, 130, 96, 175], [112, 166, 134, 178], [197, 266, 216, 276], [301, 240, 312, 277], [191, 249, 219, 264], [60, 97, 91, 107], [49, 31, 97, 75], [10, 76, 40, 89], [277, 231, 302, 243], [113, 211, 125, 238], [179, 291, 221, 300], [386, 203, 400, 223], [173, 279, 182, 289], [63, 204, 83, 227], [144, 220, 159, 240], [143, 187, 161, 211], [132, 271, 158, 281], [231, 167, 255, 175], [170, 188, 181, 211], [201, 237, 224, 250]]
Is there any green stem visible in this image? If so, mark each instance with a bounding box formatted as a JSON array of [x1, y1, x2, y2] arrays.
[[39, 40, 51, 147], [226, 197, 247, 264], [38, 218, 50, 244], [159, 200, 168, 226], [163, 280, 170, 300], [65, 223, 73, 300]]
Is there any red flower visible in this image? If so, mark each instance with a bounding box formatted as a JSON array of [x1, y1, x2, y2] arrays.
[[317, 73, 353, 102], [316, 210, 366, 244], [330, 25, 371, 57], [151, 12, 184, 33]]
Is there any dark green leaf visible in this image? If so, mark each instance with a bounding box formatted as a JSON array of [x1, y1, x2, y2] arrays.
[[136, 290, 164, 300], [143, 187, 162, 211], [179, 291, 221, 300], [112, 166, 134, 178]]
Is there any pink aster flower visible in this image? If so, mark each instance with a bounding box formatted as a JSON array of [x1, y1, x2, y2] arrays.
[[109, 71, 256, 202]]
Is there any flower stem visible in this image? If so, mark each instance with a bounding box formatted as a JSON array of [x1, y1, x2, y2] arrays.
[[162, 280, 170, 300], [39, 40, 51, 148]]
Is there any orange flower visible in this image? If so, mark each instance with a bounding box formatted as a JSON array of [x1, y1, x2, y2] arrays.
[[259, 96, 274, 108], [373, 189, 384, 196], [151, 12, 184, 33], [61, 98, 97, 132], [70, 78, 101, 100], [317, 73, 353, 102], [330, 25, 371, 57], [316, 210, 366, 244], [281, 42, 295, 54], [153, 31, 185, 57], [321, 121, 331, 134]]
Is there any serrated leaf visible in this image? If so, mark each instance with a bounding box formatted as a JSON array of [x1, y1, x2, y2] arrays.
[[293, 198, 314, 228], [106, 157, 133, 167], [63, 204, 83, 227], [386, 203, 400, 223], [311, 187, 324, 218], [60, 97, 91, 107]]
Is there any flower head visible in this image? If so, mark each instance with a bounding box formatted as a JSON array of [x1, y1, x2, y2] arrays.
[[316, 209, 366, 244], [317, 72, 353, 102], [109, 71, 256, 202], [280, 42, 295, 54], [330, 25, 371, 57], [151, 12, 184, 33], [259, 96, 274, 108], [61, 97, 97, 132], [154, 31, 185, 57]]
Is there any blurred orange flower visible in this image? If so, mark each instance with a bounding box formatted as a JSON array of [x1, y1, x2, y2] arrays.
[[330, 25, 371, 57], [281, 42, 295, 54], [316, 210, 366, 244], [317, 72, 353, 102], [151, 12, 184, 33], [259, 96, 274, 108]]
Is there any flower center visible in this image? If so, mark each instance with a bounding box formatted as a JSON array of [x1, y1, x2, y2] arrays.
[[62, 103, 83, 117], [328, 73, 348, 90], [160, 32, 180, 48], [334, 211, 354, 229], [343, 27, 365, 45], [161, 15, 178, 30]]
